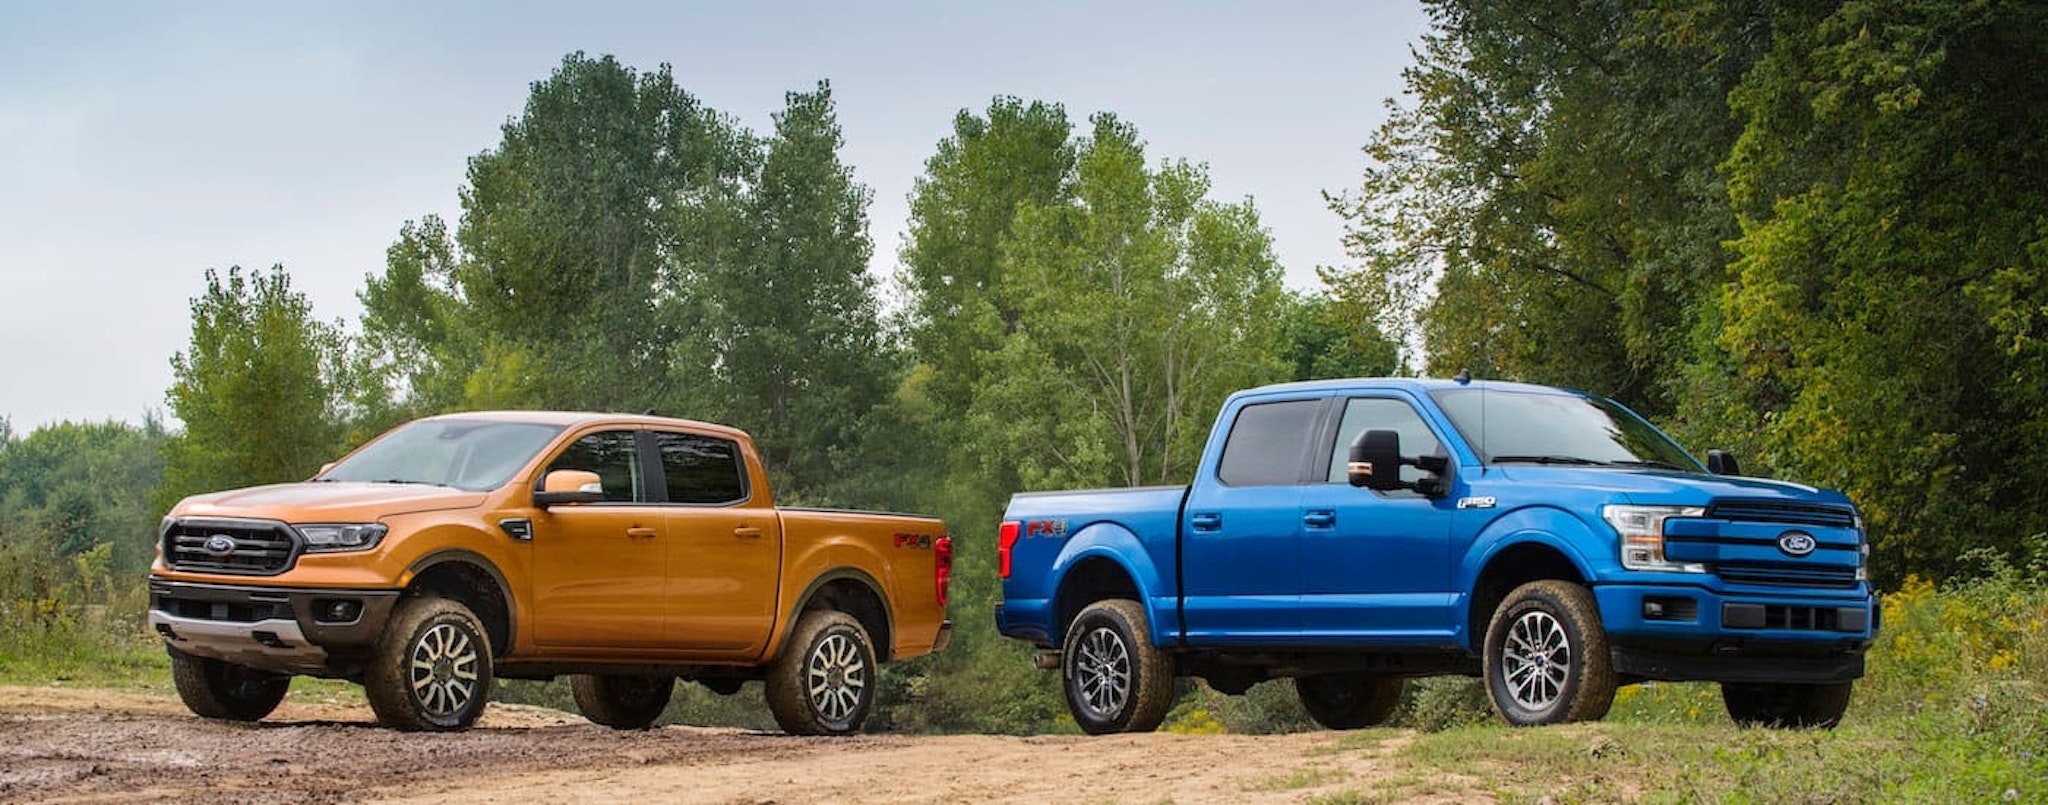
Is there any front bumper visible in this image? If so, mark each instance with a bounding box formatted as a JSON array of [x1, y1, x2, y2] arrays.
[[148, 578, 400, 675], [1594, 582, 1876, 684]]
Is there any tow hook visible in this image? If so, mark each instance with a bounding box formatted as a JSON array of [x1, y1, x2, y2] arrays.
[[1033, 652, 1062, 670]]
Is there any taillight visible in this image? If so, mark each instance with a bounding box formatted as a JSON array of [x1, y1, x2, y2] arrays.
[[997, 520, 1021, 579], [934, 535, 953, 608]]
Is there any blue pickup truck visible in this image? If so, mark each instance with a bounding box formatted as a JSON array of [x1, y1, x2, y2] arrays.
[[996, 377, 1875, 733]]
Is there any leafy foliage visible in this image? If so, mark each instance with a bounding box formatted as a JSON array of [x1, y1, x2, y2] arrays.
[[160, 266, 348, 507]]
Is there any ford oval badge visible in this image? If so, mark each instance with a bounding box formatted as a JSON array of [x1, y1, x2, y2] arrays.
[[1778, 531, 1817, 557], [202, 534, 237, 557]]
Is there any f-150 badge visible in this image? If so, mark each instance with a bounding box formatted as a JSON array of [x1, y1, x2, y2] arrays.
[[1457, 497, 1497, 509]]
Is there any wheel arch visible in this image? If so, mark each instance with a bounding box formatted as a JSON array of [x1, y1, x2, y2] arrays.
[[402, 550, 515, 657], [1461, 522, 1595, 653], [781, 568, 894, 662]]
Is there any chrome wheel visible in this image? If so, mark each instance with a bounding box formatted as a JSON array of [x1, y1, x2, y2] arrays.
[[1500, 610, 1570, 711], [408, 621, 482, 719], [806, 632, 868, 725], [1072, 625, 1132, 721]]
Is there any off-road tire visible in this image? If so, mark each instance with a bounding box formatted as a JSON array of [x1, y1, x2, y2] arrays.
[[364, 596, 493, 732], [1295, 673, 1405, 730], [766, 610, 876, 735], [168, 647, 290, 721], [1483, 580, 1616, 726], [1722, 681, 1854, 729], [572, 674, 676, 730], [1061, 599, 1176, 735]]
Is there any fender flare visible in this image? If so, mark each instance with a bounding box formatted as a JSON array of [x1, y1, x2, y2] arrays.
[[777, 566, 895, 661], [402, 547, 519, 655], [1047, 520, 1168, 644], [1454, 506, 1605, 645]]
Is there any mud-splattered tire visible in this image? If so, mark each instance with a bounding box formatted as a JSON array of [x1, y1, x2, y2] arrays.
[[1296, 673, 1405, 730], [169, 647, 289, 722], [364, 597, 493, 732], [1722, 681, 1853, 729], [572, 674, 675, 730], [1061, 599, 1175, 735], [1483, 580, 1615, 726], [766, 610, 875, 735]]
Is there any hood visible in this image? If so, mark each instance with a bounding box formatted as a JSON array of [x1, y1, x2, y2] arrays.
[[1477, 466, 1853, 509], [173, 482, 489, 523]]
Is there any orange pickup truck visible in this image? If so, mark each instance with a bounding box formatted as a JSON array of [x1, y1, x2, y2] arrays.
[[147, 411, 952, 733]]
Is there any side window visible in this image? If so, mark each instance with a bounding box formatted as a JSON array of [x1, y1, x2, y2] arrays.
[[655, 431, 747, 504], [1327, 398, 1443, 485], [545, 430, 642, 502], [1217, 399, 1322, 487]]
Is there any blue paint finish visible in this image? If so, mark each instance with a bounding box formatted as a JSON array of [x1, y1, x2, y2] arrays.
[[996, 377, 1876, 687]]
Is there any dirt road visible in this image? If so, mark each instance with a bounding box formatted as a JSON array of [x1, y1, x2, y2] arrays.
[[0, 685, 1489, 804]]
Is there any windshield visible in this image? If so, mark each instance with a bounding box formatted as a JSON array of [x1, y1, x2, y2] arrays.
[[1430, 388, 1703, 472], [319, 419, 566, 491]]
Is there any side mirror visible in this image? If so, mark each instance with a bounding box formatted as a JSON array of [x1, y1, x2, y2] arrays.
[[1347, 430, 1409, 491], [1706, 449, 1740, 476], [534, 469, 605, 507]]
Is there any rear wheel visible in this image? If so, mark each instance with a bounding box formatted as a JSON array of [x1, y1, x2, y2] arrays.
[[1061, 599, 1175, 735], [1722, 681, 1853, 729], [1483, 580, 1615, 726], [572, 674, 675, 730], [766, 610, 876, 735], [364, 597, 494, 731], [168, 647, 290, 722], [1295, 673, 1405, 729]]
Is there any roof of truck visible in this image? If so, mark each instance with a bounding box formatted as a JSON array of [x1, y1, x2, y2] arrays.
[[1238, 376, 1594, 398]]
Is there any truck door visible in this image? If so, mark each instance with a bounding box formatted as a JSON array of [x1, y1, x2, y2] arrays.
[[651, 430, 781, 659], [1179, 397, 1321, 644], [1295, 395, 1459, 643], [531, 428, 669, 649]]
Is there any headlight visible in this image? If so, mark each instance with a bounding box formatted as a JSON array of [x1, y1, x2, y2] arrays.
[[296, 523, 388, 552], [1603, 505, 1707, 573]]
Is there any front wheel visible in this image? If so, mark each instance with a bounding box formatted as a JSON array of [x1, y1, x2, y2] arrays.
[[364, 596, 494, 731], [1295, 673, 1405, 730], [169, 647, 290, 721], [572, 674, 675, 730], [1483, 580, 1615, 726], [765, 610, 876, 735], [1722, 681, 1853, 729], [1061, 599, 1175, 735]]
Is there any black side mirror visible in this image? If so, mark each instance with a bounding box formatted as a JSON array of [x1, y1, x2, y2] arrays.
[[1706, 449, 1740, 476], [1348, 430, 1410, 492]]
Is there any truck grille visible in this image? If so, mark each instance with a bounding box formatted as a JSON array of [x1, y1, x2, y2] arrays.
[[1706, 499, 1856, 528], [164, 518, 300, 575], [1717, 560, 1860, 589]]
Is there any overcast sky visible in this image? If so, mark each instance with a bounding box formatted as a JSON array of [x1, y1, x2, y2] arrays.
[[0, 1, 1429, 432]]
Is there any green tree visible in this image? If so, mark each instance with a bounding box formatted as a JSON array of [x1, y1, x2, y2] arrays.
[[691, 82, 904, 506], [159, 266, 347, 507], [975, 115, 1288, 490], [0, 418, 167, 574], [1279, 290, 1404, 382], [1710, 0, 2048, 579], [1325, 0, 1765, 413], [900, 97, 1078, 419], [361, 52, 753, 414]]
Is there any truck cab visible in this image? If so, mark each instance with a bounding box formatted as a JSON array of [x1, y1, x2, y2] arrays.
[[997, 377, 1874, 732]]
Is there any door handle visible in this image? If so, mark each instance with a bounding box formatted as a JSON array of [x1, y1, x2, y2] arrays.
[[1303, 511, 1336, 529], [626, 526, 658, 539], [1190, 512, 1223, 532], [734, 526, 764, 540]]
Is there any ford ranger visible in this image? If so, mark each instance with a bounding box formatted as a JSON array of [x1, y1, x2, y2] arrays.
[[149, 411, 952, 733], [996, 377, 1874, 733]]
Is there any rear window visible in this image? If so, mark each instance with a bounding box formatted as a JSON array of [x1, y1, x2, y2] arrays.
[[1216, 399, 1321, 487], [656, 431, 747, 504]]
